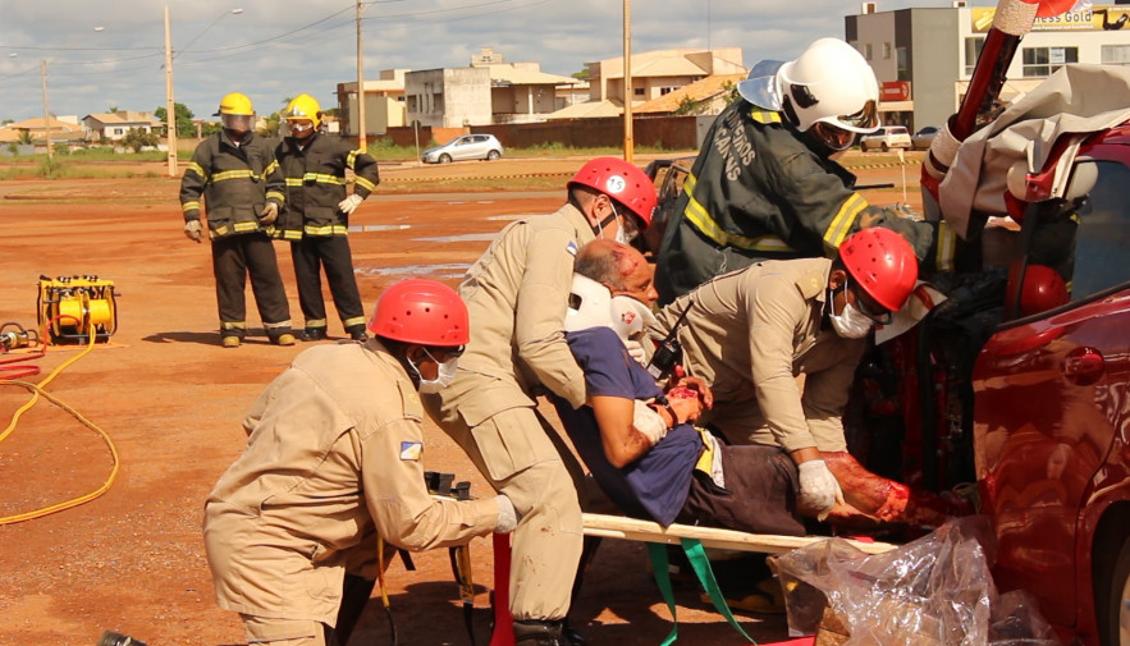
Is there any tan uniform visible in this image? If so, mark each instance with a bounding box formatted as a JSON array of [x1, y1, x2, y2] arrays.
[[204, 339, 498, 644], [423, 203, 595, 621], [649, 258, 865, 453]]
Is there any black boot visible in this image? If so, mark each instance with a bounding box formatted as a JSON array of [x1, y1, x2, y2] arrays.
[[301, 327, 328, 342], [345, 324, 368, 342], [513, 619, 568, 645]]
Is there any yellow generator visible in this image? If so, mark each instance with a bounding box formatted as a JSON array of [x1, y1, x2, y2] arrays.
[[36, 275, 118, 344]]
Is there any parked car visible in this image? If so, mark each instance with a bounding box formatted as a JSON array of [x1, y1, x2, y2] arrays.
[[860, 125, 912, 152], [421, 134, 503, 163], [912, 126, 939, 150]]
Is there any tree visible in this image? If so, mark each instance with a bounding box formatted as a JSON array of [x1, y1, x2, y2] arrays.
[[257, 111, 281, 137], [122, 127, 160, 153], [17, 129, 33, 145], [154, 102, 196, 138], [107, 105, 120, 113], [571, 68, 591, 81], [1, 118, 13, 126]]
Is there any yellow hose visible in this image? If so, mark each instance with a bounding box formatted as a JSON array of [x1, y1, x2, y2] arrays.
[[0, 326, 120, 525]]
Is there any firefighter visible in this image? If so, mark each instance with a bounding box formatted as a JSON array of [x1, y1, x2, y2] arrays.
[[649, 228, 920, 520], [654, 37, 938, 303], [204, 279, 518, 646], [421, 158, 656, 645], [275, 93, 380, 342], [180, 92, 295, 347]]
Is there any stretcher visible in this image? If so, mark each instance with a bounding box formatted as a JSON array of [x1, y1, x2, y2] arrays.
[[489, 513, 897, 646]]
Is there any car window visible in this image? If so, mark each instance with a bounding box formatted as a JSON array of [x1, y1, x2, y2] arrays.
[[891, 127, 909, 135], [1028, 160, 1130, 303], [455, 138, 470, 146], [919, 127, 938, 134], [1069, 160, 1130, 299]]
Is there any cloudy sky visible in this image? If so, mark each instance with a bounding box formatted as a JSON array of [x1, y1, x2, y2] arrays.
[[0, 0, 960, 121]]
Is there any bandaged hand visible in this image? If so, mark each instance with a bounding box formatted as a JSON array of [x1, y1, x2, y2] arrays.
[[632, 400, 668, 446], [494, 495, 519, 533], [797, 459, 845, 520]]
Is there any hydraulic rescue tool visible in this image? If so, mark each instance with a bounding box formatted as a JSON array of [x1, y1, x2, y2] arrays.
[[37, 275, 118, 344]]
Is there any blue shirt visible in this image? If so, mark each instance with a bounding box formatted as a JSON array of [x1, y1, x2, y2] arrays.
[[553, 327, 702, 526]]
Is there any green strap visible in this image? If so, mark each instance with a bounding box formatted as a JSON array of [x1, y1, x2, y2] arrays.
[[681, 538, 756, 643], [646, 543, 680, 646]]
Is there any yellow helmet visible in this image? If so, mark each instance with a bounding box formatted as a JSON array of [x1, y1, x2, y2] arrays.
[[285, 93, 322, 128], [215, 92, 254, 117]]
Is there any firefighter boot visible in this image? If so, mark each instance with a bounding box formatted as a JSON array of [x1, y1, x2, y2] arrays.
[[221, 335, 241, 349], [513, 620, 569, 645], [301, 327, 328, 342], [272, 333, 297, 346], [346, 324, 368, 342]]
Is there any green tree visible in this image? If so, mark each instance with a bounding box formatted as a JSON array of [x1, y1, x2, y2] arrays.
[[1, 118, 13, 126], [17, 129, 33, 145], [122, 127, 160, 153], [571, 68, 591, 81], [258, 111, 281, 137], [154, 102, 195, 138]]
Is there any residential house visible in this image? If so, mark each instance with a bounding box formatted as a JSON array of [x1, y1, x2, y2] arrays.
[[633, 73, 745, 116], [1, 116, 85, 144], [337, 69, 409, 137], [81, 111, 164, 142]]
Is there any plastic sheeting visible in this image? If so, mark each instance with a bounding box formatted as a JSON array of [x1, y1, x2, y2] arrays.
[[769, 517, 1060, 645]]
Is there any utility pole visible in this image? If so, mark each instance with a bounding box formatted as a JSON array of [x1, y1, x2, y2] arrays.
[[622, 0, 634, 163], [39, 60, 52, 160], [164, 5, 178, 177], [355, 0, 367, 151]]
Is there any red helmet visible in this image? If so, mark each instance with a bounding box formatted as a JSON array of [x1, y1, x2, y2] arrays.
[[1006, 264, 1068, 317], [839, 227, 919, 313], [568, 157, 657, 227], [368, 279, 470, 347]]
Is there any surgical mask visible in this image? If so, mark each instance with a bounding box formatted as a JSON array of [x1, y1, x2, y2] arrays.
[[828, 284, 874, 339], [288, 121, 314, 139], [409, 348, 459, 394]]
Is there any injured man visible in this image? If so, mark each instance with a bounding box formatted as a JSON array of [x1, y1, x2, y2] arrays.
[[549, 239, 812, 536]]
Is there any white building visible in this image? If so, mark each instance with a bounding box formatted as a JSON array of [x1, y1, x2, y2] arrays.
[[81, 111, 163, 141], [845, 1, 1130, 130]]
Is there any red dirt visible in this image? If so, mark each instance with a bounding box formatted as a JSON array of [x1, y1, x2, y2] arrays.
[[0, 161, 916, 645]]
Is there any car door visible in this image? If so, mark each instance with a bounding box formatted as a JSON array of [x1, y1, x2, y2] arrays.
[[468, 135, 489, 159], [973, 157, 1130, 630], [451, 136, 473, 161]]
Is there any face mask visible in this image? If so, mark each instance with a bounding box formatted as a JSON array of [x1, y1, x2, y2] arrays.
[[409, 348, 459, 394], [288, 121, 314, 139], [828, 284, 874, 339]]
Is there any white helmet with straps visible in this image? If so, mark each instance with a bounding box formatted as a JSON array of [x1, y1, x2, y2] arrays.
[[739, 37, 879, 137]]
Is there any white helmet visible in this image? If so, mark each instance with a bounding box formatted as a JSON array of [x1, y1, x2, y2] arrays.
[[739, 38, 879, 148]]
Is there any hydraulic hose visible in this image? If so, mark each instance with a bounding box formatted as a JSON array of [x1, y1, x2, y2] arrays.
[[0, 317, 120, 525]]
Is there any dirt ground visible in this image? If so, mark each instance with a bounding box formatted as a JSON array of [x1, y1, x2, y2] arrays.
[[0, 156, 919, 645]]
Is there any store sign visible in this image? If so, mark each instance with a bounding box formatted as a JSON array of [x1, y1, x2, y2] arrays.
[[880, 81, 912, 102], [971, 2, 1129, 32]]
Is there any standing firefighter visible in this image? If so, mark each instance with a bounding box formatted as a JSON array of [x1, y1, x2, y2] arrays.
[[654, 37, 937, 303], [423, 158, 656, 645], [204, 279, 517, 646], [180, 92, 295, 347], [276, 93, 379, 342]]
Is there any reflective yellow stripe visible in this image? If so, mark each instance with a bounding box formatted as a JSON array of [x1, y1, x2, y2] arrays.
[[822, 193, 869, 251], [302, 172, 344, 186], [681, 174, 793, 252], [342, 316, 367, 328], [232, 221, 259, 233], [285, 177, 304, 187], [186, 162, 207, 179], [266, 190, 285, 203], [263, 160, 279, 176], [355, 176, 377, 192], [306, 319, 328, 328], [750, 109, 782, 124], [935, 219, 956, 272], [280, 229, 303, 240], [303, 224, 349, 236], [346, 149, 365, 170], [212, 169, 256, 183], [210, 225, 230, 238], [181, 201, 201, 213], [221, 321, 246, 330]]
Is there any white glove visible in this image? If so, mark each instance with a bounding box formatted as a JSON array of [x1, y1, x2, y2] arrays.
[[625, 339, 647, 367], [797, 459, 844, 521], [632, 400, 668, 446], [338, 193, 364, 215], [494, 494, 519, 533], [258, 201, 279, 225], [183, 220, 203, 243]]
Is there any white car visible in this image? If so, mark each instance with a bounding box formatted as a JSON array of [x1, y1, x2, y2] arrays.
[[860, 126, 912, 152], [422, 134, 504, 163]]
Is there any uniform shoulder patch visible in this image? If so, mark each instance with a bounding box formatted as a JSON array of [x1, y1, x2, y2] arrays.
[[399, 440, 423, 461], [566, 240, 578, 257]]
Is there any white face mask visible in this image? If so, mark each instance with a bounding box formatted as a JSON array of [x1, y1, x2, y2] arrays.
[[409, 348, 459, 394], [828, 283, 875, 339]]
